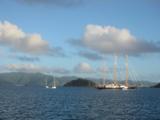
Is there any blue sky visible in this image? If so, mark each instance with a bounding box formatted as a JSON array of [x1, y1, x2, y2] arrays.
[[0, 0, 160, 81]]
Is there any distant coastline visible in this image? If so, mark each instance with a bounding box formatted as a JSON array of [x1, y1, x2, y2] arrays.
[[0, 72, 158, 88]]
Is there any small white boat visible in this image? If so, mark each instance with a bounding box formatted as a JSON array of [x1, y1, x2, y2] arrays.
[[51, 86, 56, 89], [45, 79, 49, 89], [51, 76, 56, 89]]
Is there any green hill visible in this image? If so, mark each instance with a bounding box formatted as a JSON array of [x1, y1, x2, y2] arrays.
[[0, 72, 48, 86], [0, 72, 77, 87], [64, 78, 96, 87], [152, 83, 160, 88]]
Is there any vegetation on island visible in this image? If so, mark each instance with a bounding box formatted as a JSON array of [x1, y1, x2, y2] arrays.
[[64, 78, 96, 87], [152, 83, 160, 88]]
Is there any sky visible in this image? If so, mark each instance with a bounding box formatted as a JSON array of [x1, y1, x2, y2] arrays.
[[0, 0, 160, 82]]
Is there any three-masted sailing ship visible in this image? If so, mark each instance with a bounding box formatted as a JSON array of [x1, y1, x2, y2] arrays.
[[97, 54, 136, 90]]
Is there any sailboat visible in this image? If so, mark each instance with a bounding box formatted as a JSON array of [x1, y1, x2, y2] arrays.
[[45, 79, 49, 88], [121, 54, 129, 90], [97, 54, 121, 89], [51, 76, 56, 89], [97, 54, 136, 90], [119, 54, 137, 90]]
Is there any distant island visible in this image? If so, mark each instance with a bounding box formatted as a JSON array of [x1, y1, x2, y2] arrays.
[[152, 83, 160, 88], [64, 78, 96, 87]]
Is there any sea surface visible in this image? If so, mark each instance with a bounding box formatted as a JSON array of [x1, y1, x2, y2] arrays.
[[0, 86, 160, 120]]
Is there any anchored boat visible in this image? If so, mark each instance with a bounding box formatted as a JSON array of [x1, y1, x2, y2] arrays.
[[51, 76, 56, 89], [96, 54, 136, 90], [45, 79, 49, 88]]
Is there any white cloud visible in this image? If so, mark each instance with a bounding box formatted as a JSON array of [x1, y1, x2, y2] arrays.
[[13, 55, 40, 62], [18, 0, 83, 7], [74, 62, 94, 73], [79, 24, 160, 55], [3, 64, 41, 73], [0, 21, 57, 55]]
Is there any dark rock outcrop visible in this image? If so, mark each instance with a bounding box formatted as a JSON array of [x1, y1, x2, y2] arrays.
[[64, 78, 96, 87], [152, 83, 160, 88]]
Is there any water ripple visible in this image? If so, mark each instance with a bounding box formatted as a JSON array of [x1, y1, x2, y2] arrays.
[[0, 86, 160, 120]]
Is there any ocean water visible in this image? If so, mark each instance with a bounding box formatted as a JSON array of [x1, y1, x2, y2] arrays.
[[0, 86, 160, 120]]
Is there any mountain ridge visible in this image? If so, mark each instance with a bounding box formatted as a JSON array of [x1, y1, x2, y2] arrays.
[[0, 72, 157, 87]]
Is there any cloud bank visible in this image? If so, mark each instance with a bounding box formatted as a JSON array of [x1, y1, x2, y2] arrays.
[[70, 24, 160, 55], [0, 21, 60, 56], [14, 56, 40, 62], [78, 51, 104, 61], [0, 63, 111, 75], [18, 0, 83, 7], [1, 64, 70, 74]]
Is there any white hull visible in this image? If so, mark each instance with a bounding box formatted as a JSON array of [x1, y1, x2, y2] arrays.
[[97, 84, 121, 89], [105, 84, 121, 89], [122, 87, 128, 90], [120, 85, 128, 90], [51, 86, 56, 89], [97, 84, 130, 90]]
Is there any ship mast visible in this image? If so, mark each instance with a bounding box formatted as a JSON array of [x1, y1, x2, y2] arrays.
[[125, 54, 129, 87], [102, 62, 106, 86], [53, 75, 55, 87], [113, 54, 118, 85], [45, 78, 47, 86]]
